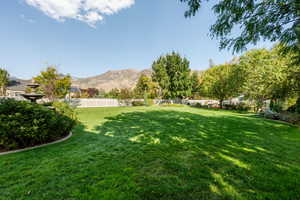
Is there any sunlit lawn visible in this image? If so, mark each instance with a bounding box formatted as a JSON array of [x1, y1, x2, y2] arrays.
[[1, 106, 300, 200]]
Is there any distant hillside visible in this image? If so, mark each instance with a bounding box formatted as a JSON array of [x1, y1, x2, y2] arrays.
[[10, 68, 203, 92], [72, 69, 152, 91]]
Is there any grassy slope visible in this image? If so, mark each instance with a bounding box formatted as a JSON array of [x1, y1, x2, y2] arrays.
[[0, 106, 300, 200]]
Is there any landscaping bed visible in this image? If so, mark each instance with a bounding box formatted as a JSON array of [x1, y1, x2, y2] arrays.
[[0, 99, 76, 152]]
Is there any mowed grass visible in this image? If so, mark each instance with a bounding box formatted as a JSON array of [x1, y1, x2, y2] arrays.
[[1, 106, 300, 200]]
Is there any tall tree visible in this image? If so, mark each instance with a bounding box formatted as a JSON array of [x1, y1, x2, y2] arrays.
[[0, 68, 9, 96], [190, 71, 201, 98], [201, 63, 244, 108], [179, 0, 300, 59], [152, 52, 192, 99], [238, 46, 296, 111], [34, 66, 71, 100]]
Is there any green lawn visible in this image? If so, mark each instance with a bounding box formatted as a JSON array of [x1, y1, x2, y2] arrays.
[[1, 106, 300, 200]]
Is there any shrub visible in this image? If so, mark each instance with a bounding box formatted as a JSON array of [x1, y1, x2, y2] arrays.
[[52, 101, 77, 120], [145, 99, 155, 106], [0, 99, 76, 150], [160, 103, 185, 107], [132, 101, 145, 106], [223, 103, 250, 111], [235, 102, 251, 111]]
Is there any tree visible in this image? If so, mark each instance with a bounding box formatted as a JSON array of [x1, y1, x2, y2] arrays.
[[135, 74, 152, 96], [105, 88, 120, 98], [190, 71, 201, 99], [201, 63, 244, 108], [34, 66, 71, 100], [135, 74, 159, 100], [81, 88, 99, 98], [238, 46, 296, 112], [118, 88, 134, 100], [0, 68, 9, 96], [179, 0, 300, 58], [152, 52, 192, 99]]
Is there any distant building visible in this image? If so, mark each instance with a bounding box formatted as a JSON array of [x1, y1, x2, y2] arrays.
[[67, 86, 81, 98], [6, 80, 27, 97]]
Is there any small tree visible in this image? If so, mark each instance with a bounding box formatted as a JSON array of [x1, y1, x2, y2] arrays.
[[135, 74, 159, 104], [152, 52, 192, 99], [201, 64, 244, 108], [105, 88, 120, 99], [34, 66, 71, 100], [0, 68, 9, 96]]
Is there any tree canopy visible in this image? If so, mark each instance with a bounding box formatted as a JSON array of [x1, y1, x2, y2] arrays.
[[152, 52, 192, 99], [0, 68, 9, 96], [200, 63, 244, 108], [179, 0, 300, 57], [34, 66, 71, 100]]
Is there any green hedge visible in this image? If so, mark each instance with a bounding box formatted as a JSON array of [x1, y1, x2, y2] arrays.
[[132, 101, 145, 106], [0, 99, 76, 150]]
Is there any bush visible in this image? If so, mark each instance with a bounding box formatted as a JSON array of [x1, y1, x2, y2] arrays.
[[0, 99, 76, 150], [160, 103, 185, 107], [223, 103, 250, 111], [145, 99, 155, 106], [132, 101, 145, 106], [52, 101, 77, 120], [235, 102, 251, 111]]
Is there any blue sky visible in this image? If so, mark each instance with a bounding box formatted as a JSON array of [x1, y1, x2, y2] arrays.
[[1, 0, 273, 79]]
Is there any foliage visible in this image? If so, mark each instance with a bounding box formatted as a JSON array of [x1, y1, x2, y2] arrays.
[[160, 103, 185, 107], [131, 101, 145, 106], [34, 66, 72, 100], [80, 88, 99, 98], [118, 88, 134, 100], [239, 46, 297, 112], [296, 97, 300, 114], [152, 52, 192, 99], [105, 88, 120, 99], [190, 71, 201, 98], [0, 68, 9, 96], [200, 63, 244, 108], [52, 101, 77, 120], [135, 74, 159, 99], [180, 0, 300, 61], [0, 99, 75, 150]]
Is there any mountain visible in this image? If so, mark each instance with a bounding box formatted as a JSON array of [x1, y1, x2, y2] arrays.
[[9, 68, 202, 92], [72, 69, 152, 91]]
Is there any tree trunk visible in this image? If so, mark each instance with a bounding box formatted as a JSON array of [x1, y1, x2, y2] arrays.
[[219, 99, 223, 109]]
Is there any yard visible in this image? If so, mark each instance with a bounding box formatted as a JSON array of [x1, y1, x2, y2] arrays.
[[1, 106, 300, 200]]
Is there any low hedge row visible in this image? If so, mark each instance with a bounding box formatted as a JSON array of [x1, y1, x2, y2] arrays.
[[0, 99, 76, 151]]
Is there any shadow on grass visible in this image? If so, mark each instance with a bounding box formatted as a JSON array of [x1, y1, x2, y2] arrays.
[[1, 110, 300, 200], [90, 110, 300, 200]]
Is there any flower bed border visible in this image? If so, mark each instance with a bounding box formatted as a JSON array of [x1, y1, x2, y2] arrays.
[[0, 132, 72, 156]]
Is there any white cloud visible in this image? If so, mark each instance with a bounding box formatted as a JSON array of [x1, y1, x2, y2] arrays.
[[25, 0, 135, 27]]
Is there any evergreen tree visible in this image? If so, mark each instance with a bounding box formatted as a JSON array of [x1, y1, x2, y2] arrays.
[[152, 52, 192, 99]]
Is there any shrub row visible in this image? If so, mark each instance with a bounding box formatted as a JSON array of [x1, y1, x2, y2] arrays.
[[0, 99, 76, 151]]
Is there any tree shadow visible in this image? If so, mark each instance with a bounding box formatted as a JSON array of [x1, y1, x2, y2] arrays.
[[89, 110, 300, 200]]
